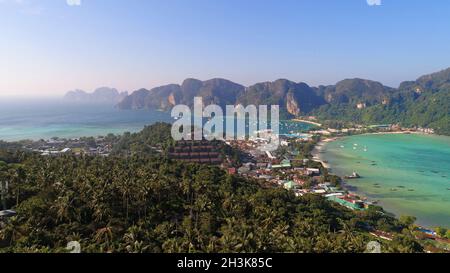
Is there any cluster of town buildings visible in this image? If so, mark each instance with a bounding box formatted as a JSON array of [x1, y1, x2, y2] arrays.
[[22, 136, 114, 157], [222, 132, 372, 212]]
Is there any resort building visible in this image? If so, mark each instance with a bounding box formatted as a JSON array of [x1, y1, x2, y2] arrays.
[[168, 140, 223, 165]]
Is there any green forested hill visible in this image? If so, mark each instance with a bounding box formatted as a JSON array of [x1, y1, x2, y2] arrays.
[[313, 68, 450, 134]]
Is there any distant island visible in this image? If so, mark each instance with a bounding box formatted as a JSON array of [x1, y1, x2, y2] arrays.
[[109, 68, 449, 135], [64, 87, 128, 104]]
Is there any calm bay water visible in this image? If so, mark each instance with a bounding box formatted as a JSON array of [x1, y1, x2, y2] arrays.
[[0, 99, 313, 141], [322, 134, 450, 228]]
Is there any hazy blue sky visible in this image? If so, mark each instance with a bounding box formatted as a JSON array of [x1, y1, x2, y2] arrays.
[[1, 0, 450, 97]]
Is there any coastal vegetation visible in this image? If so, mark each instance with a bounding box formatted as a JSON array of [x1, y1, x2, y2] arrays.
[[435, 227, 450, 240], [111, 122, 175, 155]]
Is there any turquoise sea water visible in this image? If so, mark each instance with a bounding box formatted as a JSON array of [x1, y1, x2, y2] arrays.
[[322, 134, 450, 228], [0, 99, 313, 141]]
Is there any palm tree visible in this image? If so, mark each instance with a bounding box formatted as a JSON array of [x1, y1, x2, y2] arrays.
[[94, 226, 113, 252], [0, 180, 7, 210]]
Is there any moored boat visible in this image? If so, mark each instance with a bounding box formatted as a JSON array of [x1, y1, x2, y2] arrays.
[[345, 171, 361, 179]]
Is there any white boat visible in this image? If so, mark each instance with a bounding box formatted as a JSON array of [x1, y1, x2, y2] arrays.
[[345, 172, 361, 179]]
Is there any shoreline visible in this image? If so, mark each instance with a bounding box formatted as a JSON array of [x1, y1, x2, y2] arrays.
[[311, 137, 336, 169]]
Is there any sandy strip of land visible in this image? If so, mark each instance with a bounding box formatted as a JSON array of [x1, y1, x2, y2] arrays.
[[291, 119, 322, 127], [360, 131, 430, 136]]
